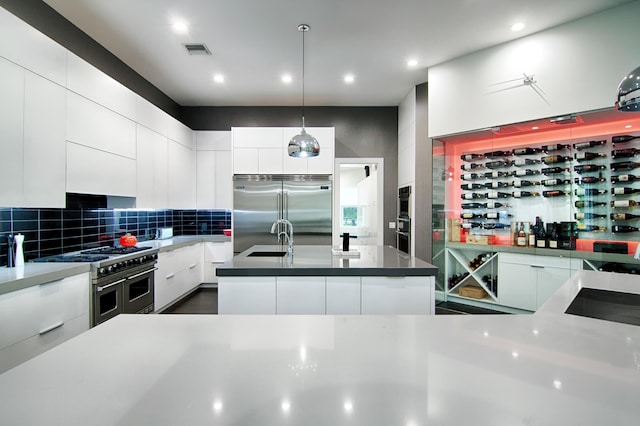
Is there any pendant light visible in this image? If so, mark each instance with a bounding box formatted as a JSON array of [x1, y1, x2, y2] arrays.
[[616, 65, 640, 112], [288, 24, 320, 158]]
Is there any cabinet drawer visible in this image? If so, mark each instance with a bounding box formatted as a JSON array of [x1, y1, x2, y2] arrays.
[[361, 276, 432, 314], [498, 252, 533, 265], [534, 255, 582, 270]]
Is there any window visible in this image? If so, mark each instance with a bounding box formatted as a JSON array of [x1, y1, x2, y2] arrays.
[[342, 206, 358, 227]]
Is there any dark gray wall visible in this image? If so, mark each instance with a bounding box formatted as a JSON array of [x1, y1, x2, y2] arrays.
[[415, 83, 431, 262], [184, 106, 399, 246]]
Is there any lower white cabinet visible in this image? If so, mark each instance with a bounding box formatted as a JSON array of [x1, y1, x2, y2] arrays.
[[155, 243, 203, 311], [0, 272, 90, 373], [203, 242, 233, 283], [326, 277, 361, 314], [361, 276, 434, 314], [276, 277, 326, 314], [218, 277, 276, 314]]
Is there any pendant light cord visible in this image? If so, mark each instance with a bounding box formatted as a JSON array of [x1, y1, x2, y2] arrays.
[[298, 24, 309, 129]]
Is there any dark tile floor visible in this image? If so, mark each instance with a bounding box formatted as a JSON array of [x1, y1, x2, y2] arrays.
[[161, 288, 508, 315]]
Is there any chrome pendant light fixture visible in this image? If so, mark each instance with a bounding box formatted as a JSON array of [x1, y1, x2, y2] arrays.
[[288, 24, 320, 158], [616, 65, 640, 112]]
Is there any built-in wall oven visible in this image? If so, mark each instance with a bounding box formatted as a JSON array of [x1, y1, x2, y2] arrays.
[[397, 186, 412, 255]]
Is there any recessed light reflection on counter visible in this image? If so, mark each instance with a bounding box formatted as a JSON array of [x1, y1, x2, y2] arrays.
[[512, 351, 519, 359], [553, 379, 562, 390], [343, 400, 353, 414], [282, 74, 292, 84], [213, 400, 223, 413], [300, 345, 307, 362], [281, 400, 291, 413], [532, 329, 539, 336], [483, 331, 489, 338]]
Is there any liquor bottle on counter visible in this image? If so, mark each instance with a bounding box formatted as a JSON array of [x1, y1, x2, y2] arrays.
[[574, 212, 607, 220], [484, 171, 510, 179], [461, 153, 483, 161], [542, 155, 572, 164], [535, 217, 547, 248], [541, 167, 569, 175], [484, 150, 511, 158], [575, 188, 607, 196], [529, 216, 542, 247], [461, 173, 481, 181], [461, 222, 483, 229], [612, 187, 640, 196], [483, 223, 509, 230], [511, 158, 541, 167], [612, 148, 640, 159], [485, 160, 511, 169], [574, 152, 606, 162], [512, 147, 542, 156], [484, 181, 510, 189], [486, 191, 511, 199], [612, 135, 640, 145], [483, 212, 513, 219], [461, 193, 485, 200], [577, 224, 607, 232], [516, 222, 527, 247], [461, 202, 484, 209], [610, 161, 640, 171], [574, 176, 605, 184], [611, 225, 640, 233], [611, 200, 639, 208], [574, 164, 606, 174], [542, 190, 570, 197], [512, 190, 539, 198], [548, 223, 559, 249], [511, 169, 540, 177], [485, 201, 509, 209], [610, 213, 640, 220], [611, 174, 640, 183], [542, 178, 571, 186], [461, 183, 484, 190], [461, 163, 482, 171], [461, 213, 482, 219], [573, 140, 606, 150], [541, 143, 570, 153], [512, 180, 539, 187], [575, 200, 607, 208]]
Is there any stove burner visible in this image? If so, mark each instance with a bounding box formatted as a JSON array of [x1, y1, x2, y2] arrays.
[[33, 254, 110, 263], [81, 246, 152, 255]]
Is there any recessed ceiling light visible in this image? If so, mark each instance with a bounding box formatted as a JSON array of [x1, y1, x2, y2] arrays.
[[172, 21, 189, 34], [407, 59, 418, 68], [511, 22, 525, 32], [625, 125, 633, 129], [344, 74, 355, 84], [213, 74, 225, 83], [281, 74, 292, 84]]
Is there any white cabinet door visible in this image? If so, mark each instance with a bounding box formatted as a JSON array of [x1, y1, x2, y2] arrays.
[[23, 71, 66, 207], [361, 276, 433, 314], [306, 127, 335, 175], [218, 277, 277, 314], [232, 127, 283, 148], [258, 148, 284, 174], [167, 139, 196, 208], [155, 248, 183, 311], [497, 261, 537, 311], [0, 58, 25, 207], [136, 124, 165, 208], [203, 242, 233, 283], [215, 151, 233, 209], [196, 151, 216, 209], [326, 277, 361, 314], [276, 277, 326, 314], [233, 148, 259, 174]]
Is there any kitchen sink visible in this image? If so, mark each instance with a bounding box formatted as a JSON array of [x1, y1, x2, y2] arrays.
[[565, 288, 640, 326], [247, 251, 288, 257]]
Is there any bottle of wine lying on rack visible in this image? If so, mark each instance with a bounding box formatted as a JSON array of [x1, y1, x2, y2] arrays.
[[577, 225, 607, 232], [543, 190, 570, 197], [574, 164, 606, 174], [461, 202, 484, 209], [612, 187, 640, 196], [542, 155, 572, 164], [574, 152, 606, 162], [573, 140, 606, 150], [611, 213, 640, 220], [461, 193, 485, 200], [486, 191, 510, 199], [575, 200, 607, 208], [461, 213, 482, 219], [484, 171, 509, 179], [541, 167, 569, 175], [575, 188, 607, 196], [511, 180, 539, 187], [483, 212, 513, 219], [542, 178, 571, 187], [484, 150, 511, 158], [611, 174, 640, 183], [612, 135, 640, 145], [485, 201, 509, 209], [611, 225, 640, 233], [461, 222, 482, 229], [461, 153, 483, 161], [542, 143, 570, 153], [484, 181, 510, 189], [461, 163, 482, 171], [512, 190, 539, 198], [512, 147, 542, 155], [575, 212, 606, 220], [461, 183, 483, 190], [511, 158, 541, 167], [511, 169, 540, 177], [485, 160, 511, 169], [461, 173, 481, 181], [574, 176, 605, 184], [612, 148, 640, 159], [611, 200, 639, 208], [610, 162, 640, 171], [483, 223, 509, 230]]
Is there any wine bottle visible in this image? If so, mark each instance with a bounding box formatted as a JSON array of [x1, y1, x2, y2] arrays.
[[484, 150, 511, 158], [541, 167, 569, 175], [543, 190, 569, 197], [512, 147, 542, 156], [610, 213, 640, 220], [574, 212, 606, 220], [486, 191, 510, 199], [486, 171, 509, 179], [461, 193, 485, 200], [611, 174, 640, 183], [485, 160, 511, 169], [535, 217, 547, 248], [512, 180, 539, 188], [511, 158, 541, 167], [577, 225, 607, 232], [461, 222, 483, 229], [573, 140, 606, 150], [612, 135, 640, 145], [575, 188, 607, 196], [461, 173, 481, 181], [542, 155, 572, 164], [483, 223, 508, 230], [484, 181, 510, 189], [611, 225, 640, 233], [612, 187, 640, 196], [529, 216, 541, 247], [516, 222, 527, 247], [511, 169, 540, 177], [461, 183, 483, 190], [485, 201, 509, 209], [483, 212, 512, 219], [611, 200, 639, 208], [461, 202, 485, 209], [574, 176, 605, 184], [512, 190, 539, 198], [610, 162, 640, 171], [575, 200, 607, 208], [461, 163, 482, 171], [461, 153, 483, 161], [461, 213, 482, 219], [574, 152, 606, 162], [542, 178, 571, 186], [574, 164, 606, 174], [612, 148, 640, 159], [548, 223, 559, 249], [542, 143, 570, 153]]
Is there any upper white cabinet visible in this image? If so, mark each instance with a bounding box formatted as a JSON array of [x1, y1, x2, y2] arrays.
[[196, 131, 233, 209], [0, 58, 25, 208], [136, 124, 168, 209], [167, 139, 196, 209], [232, 127, 334, 175]]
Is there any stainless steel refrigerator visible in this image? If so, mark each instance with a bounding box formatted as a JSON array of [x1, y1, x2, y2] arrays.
[[233, 175, 333, 254]]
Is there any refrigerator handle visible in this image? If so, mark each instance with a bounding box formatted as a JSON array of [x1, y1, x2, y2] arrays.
[[283, 191, 288, 220]]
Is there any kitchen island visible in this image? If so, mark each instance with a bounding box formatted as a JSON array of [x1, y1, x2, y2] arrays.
[[216, 245, 438, 314]]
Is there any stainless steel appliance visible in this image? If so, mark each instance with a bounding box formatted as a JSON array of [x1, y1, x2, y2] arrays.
[[397, 186, 411, 255], [233, 175, 332, 254]]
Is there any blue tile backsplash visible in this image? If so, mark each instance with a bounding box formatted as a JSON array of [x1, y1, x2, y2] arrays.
[[0, 208, 231, 266]]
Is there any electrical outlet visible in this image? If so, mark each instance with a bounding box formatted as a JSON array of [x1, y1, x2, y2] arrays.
[[389, 221, 396, 229]]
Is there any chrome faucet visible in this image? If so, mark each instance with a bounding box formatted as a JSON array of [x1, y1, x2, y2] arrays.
[[270, 219, 294, 256]]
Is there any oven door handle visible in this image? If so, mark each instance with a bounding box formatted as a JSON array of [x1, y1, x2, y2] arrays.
[[97, 278, 127, 292], [126, 267, 158, 280], [396, 231, 410, 236]]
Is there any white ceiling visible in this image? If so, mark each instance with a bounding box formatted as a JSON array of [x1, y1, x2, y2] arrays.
[[43, 0, 631, 107]]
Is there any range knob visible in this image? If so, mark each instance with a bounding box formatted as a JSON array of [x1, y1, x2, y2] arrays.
[[98, 267, 106, 277], [107, 265, 114, 274]]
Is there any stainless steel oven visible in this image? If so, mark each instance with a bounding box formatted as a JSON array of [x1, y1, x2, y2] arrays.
[[397, 186, 412, 255]]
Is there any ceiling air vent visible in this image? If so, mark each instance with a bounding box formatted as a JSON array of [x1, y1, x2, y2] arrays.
[[183, 43, 211, 55]]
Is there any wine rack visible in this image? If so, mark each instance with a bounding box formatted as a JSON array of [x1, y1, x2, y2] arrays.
[[445, 248, 499, 301]]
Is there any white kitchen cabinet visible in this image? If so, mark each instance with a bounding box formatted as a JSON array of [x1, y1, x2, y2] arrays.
[[218, 277, 277, 314], [0, 272, 90, 373], [232, 127, 283, 148], [203, 242, 233, 283], [135, 95, 168, 136], [233, 148, 259, 174], [0, 57, 25, 207], [496, 261, 536, 311], [136, 124, 168, 209], [167, 139, 196, 209], [326, 277, 361, 314], [258, 148, 284, 174], [196, 151, 216, 209], [276, 277, 326, 314], [154, 243, 204, 311], [215, 151, 233, 209], [361, 276, 434, 314]]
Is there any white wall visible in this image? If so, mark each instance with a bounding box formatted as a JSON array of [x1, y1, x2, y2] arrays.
[[428, 1, 640, 137]]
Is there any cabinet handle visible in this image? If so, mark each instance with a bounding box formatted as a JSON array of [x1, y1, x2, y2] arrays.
[[210, 261, 226, 264], [166, 273, 175, 279], [189, 264, 197, 269], [530, 264, 545, 269], [39, 321, 64, 335]]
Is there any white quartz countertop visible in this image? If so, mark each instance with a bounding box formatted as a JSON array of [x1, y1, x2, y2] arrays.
[[0, 263, 90, 295], [1, 271, 639, 425]]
